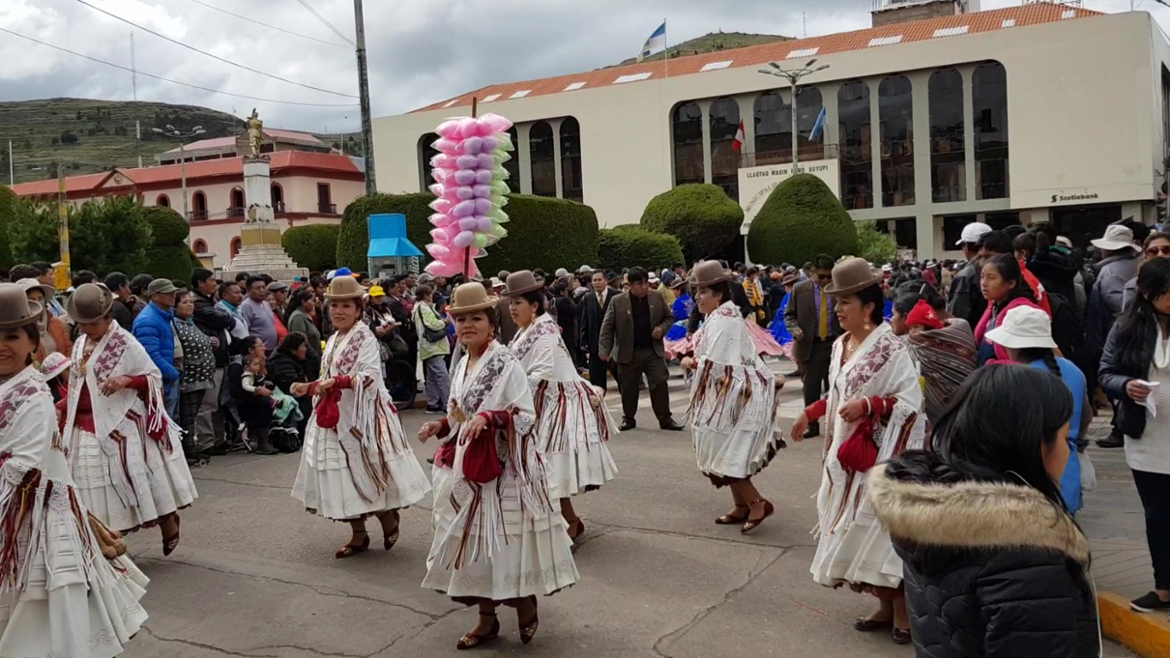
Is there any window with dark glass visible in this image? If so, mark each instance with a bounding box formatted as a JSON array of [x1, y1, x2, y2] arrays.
[[709, 97, 740, 201], [973, 61, 1009, 200], [929, 69, 965, 203], [838, 80, 872, 210], [418, 132, 440, 193], [529, 121, 556, 197], [1052, 205, 1122, 249], [892, 218, 918, 251], [191, 191, 208, 220], [753, 90, 789, 165], [879, 75, 914, 207], [984, 211, 1021, 231], [672, 102, 705, 186], [795, 87, 824, 159], [504, 126, 520, 194], [560, 117, 583, 203], [942, 214, 978, 248]]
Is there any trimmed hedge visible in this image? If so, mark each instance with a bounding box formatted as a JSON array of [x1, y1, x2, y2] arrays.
[[337, 193, 599, 275], [597, 227, 683, 273], [747, 174, 857, 266], [283, 223, 340, 272], [142, 205, 199, 282], [0, 186, 15, 270], [640, 183, 743, 264]]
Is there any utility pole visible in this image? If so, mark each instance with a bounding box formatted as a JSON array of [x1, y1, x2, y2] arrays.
[[758, 59, 830, 173], [131, 32, 143, 168], [354, 0, 376, 195], [57, 162, 71, 282], [7, 140, 13, 187]]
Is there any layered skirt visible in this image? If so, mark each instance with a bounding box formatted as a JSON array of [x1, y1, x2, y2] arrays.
[[534, 380, 618, 498], [72, 428, 198, 533], [690, 361, 783, 487]]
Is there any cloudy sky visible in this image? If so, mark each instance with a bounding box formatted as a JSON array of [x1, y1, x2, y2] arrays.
[[0, 0, 1162, 132]]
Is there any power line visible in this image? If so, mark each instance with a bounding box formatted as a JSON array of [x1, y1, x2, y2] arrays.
[[0, 27, 360, 108], [179, 0, 350, 49], [295, 0, 356, 46], [72, 0, 358, 98]]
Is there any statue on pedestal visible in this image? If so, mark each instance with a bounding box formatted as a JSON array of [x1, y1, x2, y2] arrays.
[[247, 109, 264, 158]]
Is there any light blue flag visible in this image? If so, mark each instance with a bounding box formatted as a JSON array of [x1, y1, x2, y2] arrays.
[[809, 106, 827, 141], [639, 22, 667, 62]]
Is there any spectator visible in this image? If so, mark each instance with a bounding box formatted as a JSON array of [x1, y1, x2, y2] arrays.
[[30, 261, 67, 318], [1123, 231, 1170, 310], [385, 276, 419, 378], [412, 284, 450, 413], [129, 274, 153, 316], [579, 269, 617, 391], [285, 288, 322, 378], [234, 272, 250, 287], [365, 285, 407, 367], [172, 290, 216, 466], [268, 332, 313, 441], [1090, 224, 1142, 448], [72, 270, 98, 289], [268, 281, 290, 344], [241, 275, 278, 353], [946, 222, 992, 328], [132, 278, 181, 417], [982, 229, 1050, 316], [974, 254, 1041, 365], [217, 280, 249, 344], [16, 278, 72, 362], [104, 272, 137, 330], [227, 336, 277, 455], [190, 268, 233, 455]]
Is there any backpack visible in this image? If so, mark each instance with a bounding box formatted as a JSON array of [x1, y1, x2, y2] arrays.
[[1048, 292, 1085, 368]]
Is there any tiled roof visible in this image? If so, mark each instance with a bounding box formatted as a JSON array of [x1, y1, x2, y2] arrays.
[[160, 129, 324, 155], [413, 4, 1103, 113], [11, 151, 360, 196]]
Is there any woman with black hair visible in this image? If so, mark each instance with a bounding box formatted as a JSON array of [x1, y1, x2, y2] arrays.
[[890, 283, 976, 428], [793, 257, 926, 645], [227, 335, 279, 455], [1099, 256, 1170, 613], [974, 253, 1040, 365], [503, 271, 617, 542], [285, 288, 322, 378], [268, 331, 313, 442], [869, 365, 1100, 657]]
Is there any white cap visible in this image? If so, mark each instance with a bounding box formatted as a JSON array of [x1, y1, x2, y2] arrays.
[[985, 306, 1057, 350], [1091, 225, 1139, 252], [555, 268, 569, 278], [956, 222, 992, 246], [489, 277, 504, 289], [1055, 236, 1073, 249], [577, 264, 594, 274], [648, 273, 660, 284]]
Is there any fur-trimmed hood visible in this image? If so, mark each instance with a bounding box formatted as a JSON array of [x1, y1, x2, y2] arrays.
[[868, 459, 1090, 567]]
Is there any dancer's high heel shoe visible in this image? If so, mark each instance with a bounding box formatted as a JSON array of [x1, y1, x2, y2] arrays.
[[518, 596, 539, 645], [741, 500, 774, 534], [456, 613, 499, 650], [335, 531, 370, 559]]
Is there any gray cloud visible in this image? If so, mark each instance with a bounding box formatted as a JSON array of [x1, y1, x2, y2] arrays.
[[0, 0, 1157, 132]]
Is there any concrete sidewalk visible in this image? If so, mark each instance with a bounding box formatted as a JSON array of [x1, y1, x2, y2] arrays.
[[1079, 417, 1170, 658]]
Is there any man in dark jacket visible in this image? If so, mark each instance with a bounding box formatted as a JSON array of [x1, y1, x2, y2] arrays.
[[133, 278, 181, 417], [579, 269, 617, 390], [191, 268, 233, 453], [104, 272, 137, 330], [784, 254, 841, 438], [1088, 224, 1142, 448], [946, 222, 991, 328]]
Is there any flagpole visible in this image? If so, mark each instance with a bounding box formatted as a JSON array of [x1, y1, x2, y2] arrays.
[[663, 18, 669, 78]]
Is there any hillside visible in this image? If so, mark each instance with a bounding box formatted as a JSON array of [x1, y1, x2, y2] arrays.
[[0, 98, 361, 185], [614, 31, 792, 67]]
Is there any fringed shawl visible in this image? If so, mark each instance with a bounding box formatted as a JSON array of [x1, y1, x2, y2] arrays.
[[905, 319, 977, 427]]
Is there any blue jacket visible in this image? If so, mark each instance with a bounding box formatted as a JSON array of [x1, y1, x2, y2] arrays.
[[133, 302, 180, 383]]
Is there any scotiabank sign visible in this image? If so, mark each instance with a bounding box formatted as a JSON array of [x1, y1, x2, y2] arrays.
[[1050, 192, 1100, 204]]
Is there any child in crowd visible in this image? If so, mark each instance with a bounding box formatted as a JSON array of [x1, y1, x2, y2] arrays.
[[242, 355, 276, 409]]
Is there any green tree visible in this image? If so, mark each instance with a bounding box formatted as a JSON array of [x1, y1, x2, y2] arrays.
[[640, 184, 743, 264], [855, 221, 898, 264], [597, 227, 684, 273], [746, 174, 858, 265], [10, 196, 151, 275], [142, 205, 199, 281], [0, 186, 17, 270], [283, 224, 341, 272]]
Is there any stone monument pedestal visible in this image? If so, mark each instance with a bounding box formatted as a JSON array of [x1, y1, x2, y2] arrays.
[[222, 156, 308, 280]]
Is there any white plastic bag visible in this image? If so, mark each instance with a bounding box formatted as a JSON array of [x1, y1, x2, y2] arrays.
[[1081, 450, 1097, 492]]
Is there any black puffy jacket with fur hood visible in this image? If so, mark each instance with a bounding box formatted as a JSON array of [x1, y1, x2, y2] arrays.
[[868, 452, 1100, 658]]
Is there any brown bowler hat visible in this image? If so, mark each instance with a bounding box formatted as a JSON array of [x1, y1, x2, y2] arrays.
[[824, 257, 882, 296], [689, 260, 730, 288], [66, 283, 115, 324], [324, 275, 365, 300], [448, 282, 499, 315], [0, 283, 44, 329], [501, 270, 543, 297]]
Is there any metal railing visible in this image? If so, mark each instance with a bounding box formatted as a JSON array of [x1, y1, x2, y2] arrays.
[[318, 202, 337, 214], [739, 143, 839, 168], [188, 209, 209, 221], [227, 206, 245, 219], [273, 201, 286, 213]]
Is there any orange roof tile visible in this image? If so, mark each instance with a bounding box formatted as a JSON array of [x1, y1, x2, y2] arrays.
[[413, 4, 1103, 113]]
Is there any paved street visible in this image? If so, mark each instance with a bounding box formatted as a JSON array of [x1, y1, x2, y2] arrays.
[[121, 363, 1135, 657]]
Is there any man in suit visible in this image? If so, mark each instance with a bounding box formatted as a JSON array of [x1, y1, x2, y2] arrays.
[[599, 267, 684, 432], [785, 254, 840, 438], [579, 269, 617, 390]]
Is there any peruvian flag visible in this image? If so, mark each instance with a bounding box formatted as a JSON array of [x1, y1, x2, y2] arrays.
[[732, 120, 745, 152]]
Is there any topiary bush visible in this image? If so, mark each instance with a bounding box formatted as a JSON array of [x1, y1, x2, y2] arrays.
[[283, 223, 340, 272], [0, 186, 16, 270], [639, 183, 743, 264], [856, 220, 897, 264], [142, 205, 197, 282], [747, 174, 857, 266], [337, 193, 599, 276], [597, 227, 684, 273]]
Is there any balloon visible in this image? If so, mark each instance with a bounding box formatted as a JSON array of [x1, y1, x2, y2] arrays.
[[476, 215, 493, 232], [462, 136, 483, 154], [436, 120, 460, 138], [451, 200, 476, 218], [453, 230, 476, 248], [455, 185, 474, 200], [473, 198, 494, 215], [429, 183, 444, 197], [428, 212, 448, 227], [473, 233, 488, 249], [474, 169, 493, 185], [454, 170, 476, 186], [476, 153, 495, 169], [472, 184, 491, 199], [433, 138, 457, 152], [458, 217, 479, 231], [456, 154, 479, 170]]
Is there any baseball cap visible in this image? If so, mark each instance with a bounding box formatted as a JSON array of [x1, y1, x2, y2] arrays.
[[956, 222, 992, 246], [147, 278, 178, 295], [267, 281, 289, 293]]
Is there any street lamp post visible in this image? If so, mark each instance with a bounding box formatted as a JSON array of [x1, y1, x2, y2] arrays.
[[152, 125, 206, 221], [758, 59, 830, 172]]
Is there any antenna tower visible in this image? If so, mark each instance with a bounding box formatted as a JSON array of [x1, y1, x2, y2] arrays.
[[131, 32, 143, 168]]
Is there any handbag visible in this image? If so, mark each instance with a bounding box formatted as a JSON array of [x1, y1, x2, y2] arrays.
[[418, 305, 448, 343], [314, 388, 342, 429], [461, 421, 503, 484], [837, 417, 879, 473]]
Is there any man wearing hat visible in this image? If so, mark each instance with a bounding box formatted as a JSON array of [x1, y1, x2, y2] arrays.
[[133, 278, 182, 416], [1088, 223, 1142, 448], [946, 221, 992, 328], [599, 267, 684, 432], [785, 254, 840, 438]]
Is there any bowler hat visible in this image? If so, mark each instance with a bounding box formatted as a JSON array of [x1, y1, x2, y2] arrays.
[[689, 260, 730, 288], [0, 283, 43, 329], [325, 275, 365, 300], [824, 257, 882, 296], [448, 282, 499, 315], [66, 283, 115, 324], [502, 270, 543, 297]]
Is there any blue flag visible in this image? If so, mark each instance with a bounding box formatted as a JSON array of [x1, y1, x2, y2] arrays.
[[809, 106, 827, 141], [639, 22, 667, 62]]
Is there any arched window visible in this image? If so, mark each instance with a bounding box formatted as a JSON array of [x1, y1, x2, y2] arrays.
[[271, 183, 284, 212], [529, 121, 556, 197], [973, 61, 1009, 200], [930, 69, 966, 203], [753, 91, 789, 164], [504, 126, 520, 194], [559, 117, 583, 202], [192, 239, 208, 254], [230, 237, 242, 258], [418, 132, 440, 193], [795, 87, 824, 156], [838, 80, 872, 210], [156, 194, 170, 208], [191, 191, 208, 220], [230, 187, 245, 218], [671, 101, 704, 186], [879, 76, 915, 207], [709, 97, 740, 201]]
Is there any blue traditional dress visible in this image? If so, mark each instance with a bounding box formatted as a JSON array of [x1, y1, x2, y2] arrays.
[[769, 293, 793, 347], [665, 293, 692, 341]]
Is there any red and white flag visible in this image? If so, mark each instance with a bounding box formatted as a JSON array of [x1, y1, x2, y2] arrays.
[[732, 120, 745, 152]]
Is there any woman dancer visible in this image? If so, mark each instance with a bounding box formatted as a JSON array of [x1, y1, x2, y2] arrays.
[[682, 261, 785, 533], [791, 257, 925, 645], [62, 284, 197, 554], [503, 271, 618, 542], [0, 282, 150, 657], [419, 283, 578, 650], [291, 275, 431, 558]]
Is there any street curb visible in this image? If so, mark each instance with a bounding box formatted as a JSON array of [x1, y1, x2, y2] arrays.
[[1099, 591, 1170, 657]]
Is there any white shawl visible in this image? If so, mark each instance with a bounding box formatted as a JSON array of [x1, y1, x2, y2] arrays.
[[689, 301, 780, 439]]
